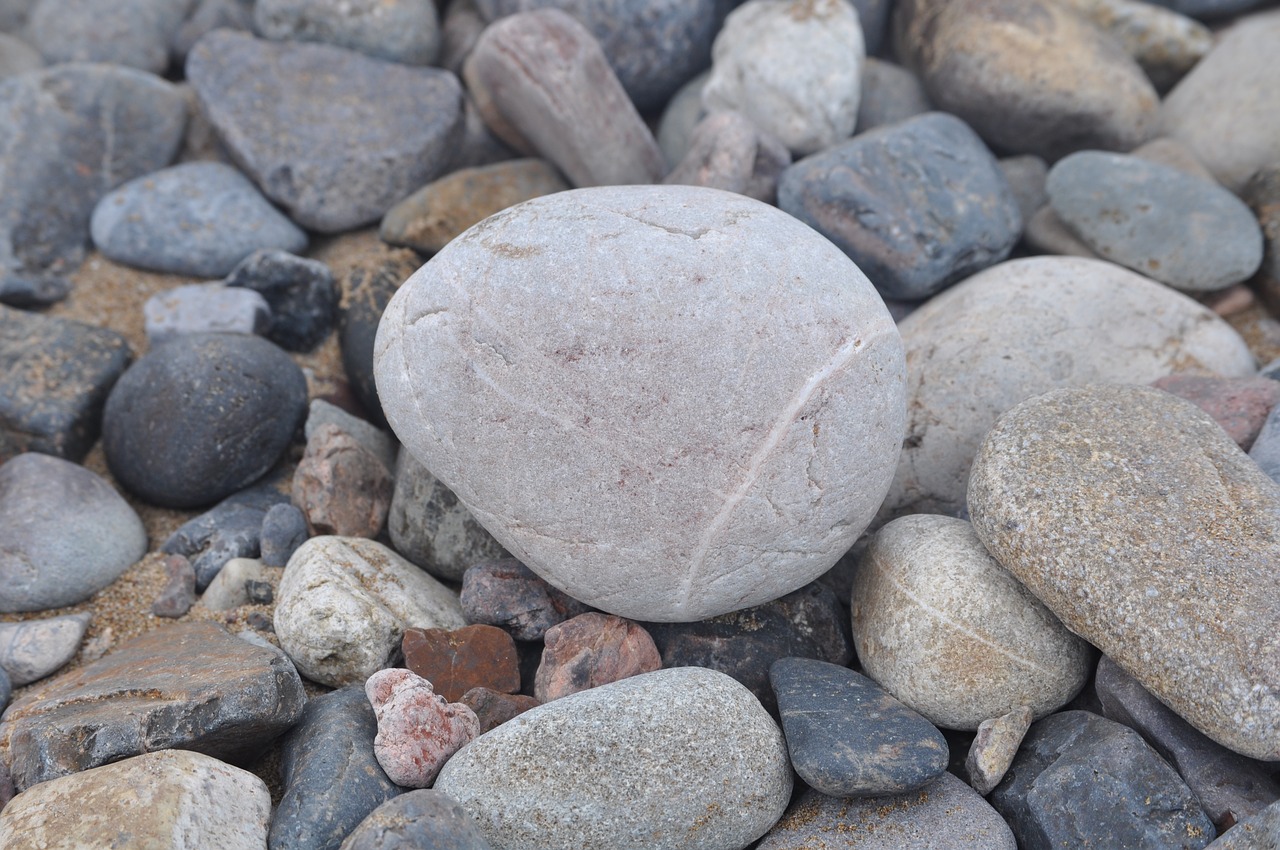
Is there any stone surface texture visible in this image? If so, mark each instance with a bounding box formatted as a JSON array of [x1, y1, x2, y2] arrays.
[[1151, 373, 1280, 451], [0, 613, 90, 685], [402, 624, 520, 704], [292, 422, 393, 538], [534, 612, 661, 702], [254, 0, 441, 65], [966, 706, 1034, 796], [459, 558, 592, 641], [366, 668, 480, 788], [374, 184, 906, 623], [143, 282, 272, 345], [663, 109, 790, 204], [339, 789, 496, 850]]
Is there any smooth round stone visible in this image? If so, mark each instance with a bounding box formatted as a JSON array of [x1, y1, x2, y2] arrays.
[[968, 384, 1280, 761], [0, 613, 90, 685], [0, 453, 146, 613], [771, 657, 948, 796], [855, 58, 932, 134], [340, 790, 494, 850], [274, 536, 467, 687], [1047, 151, 1262, 293], [1057, 0, 1211, 92], [656, 70, 709, 169], [703, 0, 864, 157], [91, 162, 307, 278], [883, 256, 1255, 520], [778, 111, 1021, 301], [434, 667, 792, 850], [852, 515, 1091, 730], [102, 333, 307, 509], [895, 0, 1158, 161], [757, 774, 1016, 850], [374, 185, 906, 622], [254, 0, 441, 65], [1159, 11, 1280, 193]]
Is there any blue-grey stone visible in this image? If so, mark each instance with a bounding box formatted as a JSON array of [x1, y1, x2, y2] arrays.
[[186, 29, 464, 233], [778, 111, 1020, 300], [270, 686, 402, 850], [261, 503, 309, 569], [1247, 400, 1280, 484], [1047, 151, 1263, 293], [224, 250, 337, 352], [24, 0, 189, 73], [102, 333, 307, 509], [473, 0, 719, 112], [0, 666, 9, 714], [0, 32, 42, 79], [0, 306, 131, 463], [143, 282, 272, 345], [0, 453, 146, 613], [91, 162, 307, 278], [758, 775, 1017, 849], [855, 57, 932, 135], [254, 0, 441, 65], [850, 0, 890, 57], [990, 711, 1216, 850], [771, 657, 948, 797], [162, 484, 290, 590], [341, 790, 494, 850], [0, 64, 186, 306], [171, 0, 254, 62]]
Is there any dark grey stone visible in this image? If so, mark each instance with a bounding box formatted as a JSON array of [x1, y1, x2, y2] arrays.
[[460, 559, 593, 643], [473, 0, 719, 112], [990, 711, 1217, 850], [0, 64, 186, 306], [0, 0, 33, 32], [341, 790, 495, 850], [0, 665, 10, 714], [186, 29, 464, 233], [162, 485, 290, 590], [1096, 655, 1280, 832], [0, 307, 131, 463], [643, 582, 852, 715], [261, 503, 309, 568], [0, 621, 306, 791], [338, 249, 421, 428], [1237, 165, 1280, 314], [855, 58, 932, 135], [24, 0, 189, 73], [90, 162, 307, 278], [102, 333, 307, 509], [778, 111, 1020, 300], [850, 0, 890, 56], [224, 249, 337, 352], [771, 657, 947, 797], [270, 686, 402, 850], [1205, 797, 1280, 849]]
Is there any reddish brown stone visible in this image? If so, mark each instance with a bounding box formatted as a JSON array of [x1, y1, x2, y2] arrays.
[[1151, 374, 1280, 451], [291, 422, 393, 538], [460, 558, 591, 641], [459, 687, 541, 734], [402, 624, 520, 704], [534, 612, 662, 703]]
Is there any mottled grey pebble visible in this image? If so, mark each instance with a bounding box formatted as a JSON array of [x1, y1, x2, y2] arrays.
[[254, 0, 441, 65], [305, 399, 396, 474], [224, 250, 337, 353], [0, 613, 89, 686], [460, 558, 592, 643], [143, 283, 271, 346], [171, 0, 253, 62], [161, 483, 289, 589], [340, 790, 494, 850], [855, 57, 931, 134], [998, 155, 1048, 230], [663, 110, 790, 204], [24, 0, 189, 73], [151, 554, 196, 618], [1204, 797, 1280, 849]]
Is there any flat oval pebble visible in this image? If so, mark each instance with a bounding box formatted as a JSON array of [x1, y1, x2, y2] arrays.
[[757, 774, 1016, 850], [771, 657, 948, 797], [274, 536, 467, 687], [852, 515, 1092, 730], [0, 453, 146, 613], [91, 161, 307, 278], [884, 256, 1254, 520], [434, 666, 792, 850], [143, 282, 271, 346], [24, 0, 189, 74], [374, 184, 906, 622], [102, 332, 308, 508], [968, 384, 1280, 761], [1047, 151, 1263, 293]]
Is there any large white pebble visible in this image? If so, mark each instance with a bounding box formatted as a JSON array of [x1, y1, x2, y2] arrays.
[[434, 667, 792, 850], [274, 536, 466, 686], [374, 184, 906, 622]]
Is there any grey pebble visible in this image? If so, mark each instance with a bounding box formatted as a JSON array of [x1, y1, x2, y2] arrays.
[[260, 503, 309, 569], [855, 57, 931, 135], [162, 484, 289, 590], [340, 790, 494, 850], [151, 554, 196, 618], [306, 399, 396, 474], [24, 0, 188, 73], [0, 612, 90, 686], [254, 0, 441, 66], [0, 31, 41, 79], [224, 250, 337, 353], [143, 283, 272, 346]]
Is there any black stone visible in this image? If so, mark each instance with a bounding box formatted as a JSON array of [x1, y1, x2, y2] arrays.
[[102, 333, 307, 509], [261, 502, 310, 568], [990, 710, 1216, 850], [338, 250, 421, 428], [270, 686, 403, 850], [771, 657, 948, 797], [341, 789, 494, 850], [643, 581, 852, 715], [0, 307, 132, 464], [225, 249, 338, 352], [163, 484, 289, 590]]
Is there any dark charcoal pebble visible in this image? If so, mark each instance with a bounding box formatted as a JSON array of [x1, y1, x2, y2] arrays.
[[0, 307, 131, 463], [260, 502, 309, 568], [150, 554, 196, 619], [778, 111, 1020, 300], [161, 483, 289, 589], [459, 687, 540, 734], [460, 558, 593, 642], [770, 657, 948, 797], [270, 685, 402, 850], [643, 581, 852, 715], [103, 333, 307, 509], [341, 789, 495, 850], [990, 710, 1216, 850], [224, 249, 337, 352], [339, 248, 422, 427]]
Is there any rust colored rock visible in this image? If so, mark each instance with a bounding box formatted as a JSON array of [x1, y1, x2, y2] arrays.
[[151, 554, 196, 618], [402, 624, 520, 704], [1151, 374, 1280, 452], [291, 422, 393, 538], [663, 111, 790, 204], [366, 668, 479, 788], [534, 612, 662, 703], [459, 687, 540, 734], [460, 558, 592, 641], [462, 9, 665, 188]]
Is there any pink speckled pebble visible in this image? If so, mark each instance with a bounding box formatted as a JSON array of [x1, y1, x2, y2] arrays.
[[366, 668, 480, 788]]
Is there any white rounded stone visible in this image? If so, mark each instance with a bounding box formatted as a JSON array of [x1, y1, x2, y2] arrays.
[[274, 536, 466, 686], [374, 184, 906, 622], [852, 514, 1092, 730]]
